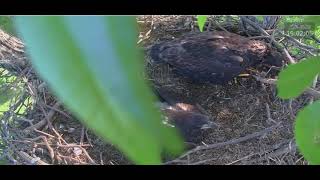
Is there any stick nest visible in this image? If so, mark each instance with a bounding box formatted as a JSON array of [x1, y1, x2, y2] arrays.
[[1, 16, 319, 165]]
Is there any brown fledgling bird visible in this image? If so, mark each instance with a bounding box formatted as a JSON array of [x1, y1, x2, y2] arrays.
[[149, 31, 283, 84], [154, 88, 216, 148], [159, 103, 215, 148]]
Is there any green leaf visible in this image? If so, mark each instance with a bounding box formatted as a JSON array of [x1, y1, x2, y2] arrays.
[[197, 15, 208, 32], [0, 159, 7, 165], [295, 100, 320, 164], [0, 16, 17, 36], [277, 57, 320, 99], [0, 87, 15, 105], [0, 75, 22, 114], [255, 16, 264, 21], [304, 16, 320, 25], [14, 16, 183, 164]]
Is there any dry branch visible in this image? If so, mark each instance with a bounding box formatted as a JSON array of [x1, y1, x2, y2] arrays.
[[17, 151, 49, 165], [253, 75, 320, 99], [164, 122, 281, 164]]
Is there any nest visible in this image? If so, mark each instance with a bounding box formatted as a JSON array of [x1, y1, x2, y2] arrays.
[[1, 15, 319, 165]]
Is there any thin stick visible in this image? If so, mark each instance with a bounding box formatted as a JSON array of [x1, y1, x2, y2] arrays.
[[57, 144, 92, 148], [253, 75, 320, 99], [213, 20, 229, 33], [23, 101, 62, 133], [195, 103, 210, 116], [173, 123, 281, 160], [100, 152, 104, 165], [17, 151, 49, 165], [241, 17, 270, 36], [33, 129, 56, 138], [189, 157, 218, 165], [310, 75, 318, 104], [282, 47, 296, 64], [78, 146, 96, 165], [288, 100, 295, 119], [44, 103, 71, 119], [226, 153, 256, 165], [85, 129, 93, 147], [279, 31, 320, 52], [39, 102, 68, 145], [80, 126, 85, 145], [265, 103, 277, 124]]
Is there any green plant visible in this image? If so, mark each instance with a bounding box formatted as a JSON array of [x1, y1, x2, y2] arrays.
[[0, 16, 17, 36], [276, 17, 320, 164], [277, 56, 320, 164], [197, 15, 208, 32], [13, 16, 184, 164]]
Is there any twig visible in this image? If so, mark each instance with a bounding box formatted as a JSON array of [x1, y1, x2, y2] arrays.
[[33, 129, 56, 138], [42, 101, 62, 123], [57, 144, 92, 148], [189, 157, 218, 165], [137, 17, 154, 44], [299, 46, 317, 56], [23, 120, 46, 134], [244, 139, 292, 164], [241, 17, 270, 36], [44, 103, 71, 119], [164, 159, 188, 165], [251, 143, 297, 164], [15, 117, 34, 126], [265, 103, 277, 124], [213, 20, 229, 33], [288, 100, 295, 119], [195, 103, 209, 116], [248, 36, 270, 39], [282, 47, 296, 64], [80, 126, 85, 145], [85, 129, 93, 147], [311, 34, 320, 44], [39, 102, 68, 145], [12, 140, 91, 148], [78, 146, 96, 165], [171, 123, 281, 160], [40, 136, 55, 163], [23, 101, 62, 133], [295, 156, 305, 164], [253, 75, 320, 99], [225, 153, 256, 165], [23, 136, 55, 163], [17, 151, 49, 165], [310, 75, 318, 104], [240, 17, 319, 62], [279, 31, 320, 52], [57, 154, 82, 165], [100, 153, 104, 165]]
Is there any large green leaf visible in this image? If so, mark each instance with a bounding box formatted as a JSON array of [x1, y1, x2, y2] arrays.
[[197, 15, 208, 32], [14, 16, 183, 164], [295, 100, 320, 164], [0, 16, 16, 36], [277, 57, 320, 99], [0, 74, 22, 115], [304, 16, 320, 25]]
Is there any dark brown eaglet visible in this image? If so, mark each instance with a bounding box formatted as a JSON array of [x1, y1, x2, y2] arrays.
[[149, 31, 283, 84]]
